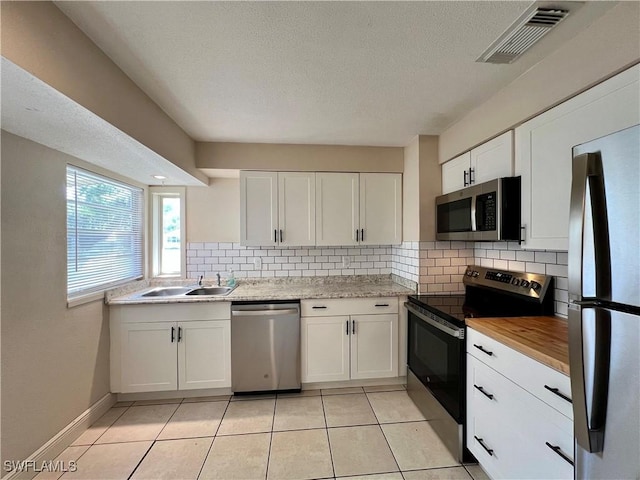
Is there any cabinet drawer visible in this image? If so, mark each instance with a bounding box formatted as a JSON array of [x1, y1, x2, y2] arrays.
[[301, 297, 398, 317], [467, 354, 573, 479], [467, 328, 573, 419]]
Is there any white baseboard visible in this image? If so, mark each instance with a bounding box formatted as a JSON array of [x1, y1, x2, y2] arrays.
[[303, 376, 407, 391], [116, 387, 232, 402], [2, 393, 116, 480]]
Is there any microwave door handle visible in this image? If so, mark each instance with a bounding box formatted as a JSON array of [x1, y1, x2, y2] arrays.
[[470, 194, 477, 232]]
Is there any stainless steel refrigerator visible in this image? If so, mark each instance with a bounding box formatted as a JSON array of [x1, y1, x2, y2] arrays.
[[569, 124, 640, 479]]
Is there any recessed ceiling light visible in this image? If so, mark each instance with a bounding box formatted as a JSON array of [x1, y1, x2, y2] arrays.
[[152, 175, 167, 180]]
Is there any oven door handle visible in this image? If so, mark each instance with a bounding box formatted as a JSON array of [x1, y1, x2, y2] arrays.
[[405, 303, 464, 338]]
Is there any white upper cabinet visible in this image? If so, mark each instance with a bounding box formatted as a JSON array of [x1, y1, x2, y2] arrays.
[[359, 173, 402, 245], [316, 172, 360, 246], [515, 65, 640, 251], [278, 172, 316, 246], [240, 171, 316, 246], [441, 131, 513, 194], [442, 152, 471, 194], [471, 131, 514, 185], [316, 172, 402, 246], [240, 171, 279, 246]]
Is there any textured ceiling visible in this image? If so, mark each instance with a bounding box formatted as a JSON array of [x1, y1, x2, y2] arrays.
[[55, 1, 609, 147]]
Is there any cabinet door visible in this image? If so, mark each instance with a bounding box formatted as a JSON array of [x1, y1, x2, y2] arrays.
[[178, 320, 231, 390], [240, 171, 278, 246], [516, 65, 640, 250], [316, 173, 359, 246], [301, 316, 350, 383], [120, 322, 177, 393], [441, 152, 471, 194], [350, 314, 398, 380], [359, 173, 402, 245], [471, 131, 513, 185], [278, 172, 316, 246]]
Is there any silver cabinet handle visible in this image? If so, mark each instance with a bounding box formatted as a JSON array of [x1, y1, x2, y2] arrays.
[[545, 442, 574, 466]]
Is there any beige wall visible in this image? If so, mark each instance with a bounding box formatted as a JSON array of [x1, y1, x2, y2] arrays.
[[196, 142, 403, 173], [0, 1, 207, 184], [439, 2, 640, 163], [187, 179, 241, 243], [1, 132, 111, 465], [402, 137, 420, 241], [418, 136, 440, 241]]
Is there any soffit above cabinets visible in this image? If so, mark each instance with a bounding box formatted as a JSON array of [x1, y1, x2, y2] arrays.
[[1, 58, 205, 187], [55, 1, 615, 147]]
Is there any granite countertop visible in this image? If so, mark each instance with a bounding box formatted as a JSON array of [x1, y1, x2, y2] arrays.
[[466, 316, 570, 375], [107, 275, 416, 305]]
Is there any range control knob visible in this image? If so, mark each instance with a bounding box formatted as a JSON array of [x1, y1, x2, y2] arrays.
[[530, 281, 541, 291], [520, 280, 530, 288], [511, 278, 520, 286], [472, 271, 480, 277]]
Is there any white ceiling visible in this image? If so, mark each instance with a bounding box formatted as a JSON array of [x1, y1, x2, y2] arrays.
[[1, 58, 205, 186], [55, 1, 612, 147]]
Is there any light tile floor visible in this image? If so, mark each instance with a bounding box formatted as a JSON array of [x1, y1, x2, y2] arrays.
[[41, 386, 490, 480]]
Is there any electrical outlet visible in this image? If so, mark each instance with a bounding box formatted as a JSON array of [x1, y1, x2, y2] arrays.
[[342, 256, 351, 268], [254, 257, 262, 270]]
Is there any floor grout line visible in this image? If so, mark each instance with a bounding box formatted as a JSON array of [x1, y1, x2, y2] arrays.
[[196, 400, 231, 480], [320, 394, 336, 479], [363, 390, 402, 475], [125, 440, 156, 480], [264, 395, 278, 480]]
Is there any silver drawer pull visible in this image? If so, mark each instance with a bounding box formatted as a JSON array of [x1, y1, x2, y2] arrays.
[[544, 385, 572, 403], [545, 442, 574, 466], [473, 384, 494, 400], [474, 436, 494, 456], [473, 344, 494, 356]]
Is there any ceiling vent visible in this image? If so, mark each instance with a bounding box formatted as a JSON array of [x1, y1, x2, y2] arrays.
[[477, 6, 570, 64]]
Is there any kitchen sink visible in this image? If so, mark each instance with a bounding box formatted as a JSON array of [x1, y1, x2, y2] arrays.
[[141, 287, 194, 297], [185, 286, 235, 296]]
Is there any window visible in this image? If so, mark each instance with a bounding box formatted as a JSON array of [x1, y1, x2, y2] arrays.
[[67, 166, 144, 297], [151, 187, 185, 277]]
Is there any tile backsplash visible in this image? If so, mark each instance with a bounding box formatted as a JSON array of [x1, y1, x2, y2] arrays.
[[188, 240, 569, 317], [186, 243, 393, 280]]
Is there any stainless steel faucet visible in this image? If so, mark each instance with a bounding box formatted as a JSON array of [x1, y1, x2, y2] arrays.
[[216, 272, 221, 286]]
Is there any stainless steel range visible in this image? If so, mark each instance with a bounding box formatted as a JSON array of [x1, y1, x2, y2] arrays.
[[404, 265, 554, 462]]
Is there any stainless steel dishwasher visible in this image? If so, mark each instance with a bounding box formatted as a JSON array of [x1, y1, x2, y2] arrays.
[[231, 301, 301, 393]]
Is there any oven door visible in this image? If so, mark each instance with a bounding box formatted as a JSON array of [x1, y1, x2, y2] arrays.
[[406, 303, 465, 423]]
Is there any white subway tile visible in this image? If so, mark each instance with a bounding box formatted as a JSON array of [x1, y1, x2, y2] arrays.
[[487, 250, 500, 259], [499, 250, 516, 260], [480, 258, 494, 268], [315, 256, 328, 263], [308, 249, 322, 256], [435, 258, 451, 267], [289, 270, 302, 277], [525, 262, 546, 274], [189, 242, 204, 250], [535, 251, 557, 264], [329, 269, 342, 276], [196, 250, 211, 257], [267, 250, 282, 256], [295, 249, 309, 256], [508, 261, 526, 272], [275, 271, 289, 277], [516, 251, 535, 262], [556, 277, 569, 290], [546, 264, 568, 277], [261, 271, 275, 278], [302, 270, 316, 277], [557, 252, 568, 265], [321, 249, 335, 256], [218, 243, 233, 250], [341, 269, 355, 275], [268, 264, 282, 271], [493, 260, 509, 270]]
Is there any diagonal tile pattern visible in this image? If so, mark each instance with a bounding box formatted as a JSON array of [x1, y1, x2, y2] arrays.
[[59, 385, 489, 479]]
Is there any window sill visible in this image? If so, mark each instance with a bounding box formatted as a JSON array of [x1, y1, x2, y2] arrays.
[[67, 291, 105, 308]]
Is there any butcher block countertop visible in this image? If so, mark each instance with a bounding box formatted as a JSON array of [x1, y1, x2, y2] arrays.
[[466, 316, 570, 376]]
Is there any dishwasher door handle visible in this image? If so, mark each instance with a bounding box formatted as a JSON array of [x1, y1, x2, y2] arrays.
[[232, 308, 299, 316]]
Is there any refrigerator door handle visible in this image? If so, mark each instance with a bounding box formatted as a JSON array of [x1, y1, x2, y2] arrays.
[[569, 304, 611, 453], [568, 152, 612, 301]]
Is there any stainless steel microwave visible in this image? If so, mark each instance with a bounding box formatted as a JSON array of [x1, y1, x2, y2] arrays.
[[435, 177, 521, 241]]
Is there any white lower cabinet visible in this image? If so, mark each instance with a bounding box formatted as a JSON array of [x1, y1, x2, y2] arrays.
[[111, 303, 231, 393], [301, 298, 398, 383], [467, 328, 573, 479]]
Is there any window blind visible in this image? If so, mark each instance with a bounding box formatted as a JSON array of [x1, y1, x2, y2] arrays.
[[67, 166, 144, 297]]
